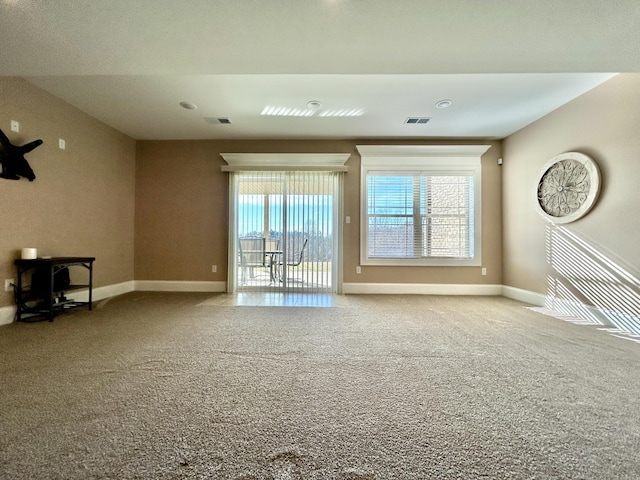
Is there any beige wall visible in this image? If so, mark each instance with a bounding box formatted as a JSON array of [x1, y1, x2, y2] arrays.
[[0, 77, 136, 308], [134, 140, 229, 281], [0, 77, 504, 306], [135, 139, 503, 287], [4, 72, 635, 312], [502, 73, 640, 296]]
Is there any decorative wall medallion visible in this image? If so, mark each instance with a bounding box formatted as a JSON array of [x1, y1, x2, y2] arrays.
[[536, 152, 601, 224]]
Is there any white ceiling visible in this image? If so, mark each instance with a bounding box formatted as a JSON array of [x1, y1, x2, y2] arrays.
[[1, 0, 638, 140]]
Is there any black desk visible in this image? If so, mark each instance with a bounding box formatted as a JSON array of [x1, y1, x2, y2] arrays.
[[14, 257, 95, 322]]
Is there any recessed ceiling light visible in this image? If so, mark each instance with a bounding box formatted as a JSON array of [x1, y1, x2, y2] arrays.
[[180, 101, 198, 110], [307, 100, 322, 109], [435, 99, 453, 109]]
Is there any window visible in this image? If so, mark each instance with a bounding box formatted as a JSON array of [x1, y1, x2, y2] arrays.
[[358, 145, 490, 266]]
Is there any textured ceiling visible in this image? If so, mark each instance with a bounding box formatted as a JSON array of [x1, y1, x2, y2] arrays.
[[0, 0, 637, 139]]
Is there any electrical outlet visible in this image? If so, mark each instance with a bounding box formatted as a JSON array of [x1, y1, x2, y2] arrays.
[[481, 267, 487, 276], [59, 138, 66, 150], [5, 279, 14, 292], [211, 265, 217, 273], [10, 120, 19, 132], [356, 266, 361, 274]]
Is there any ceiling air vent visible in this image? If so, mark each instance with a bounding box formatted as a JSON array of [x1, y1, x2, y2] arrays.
[[404, 117, 431, 125], [205, 117, 232, 125]]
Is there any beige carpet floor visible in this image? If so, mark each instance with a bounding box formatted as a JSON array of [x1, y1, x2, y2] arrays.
[[1, 292, 639, 479]]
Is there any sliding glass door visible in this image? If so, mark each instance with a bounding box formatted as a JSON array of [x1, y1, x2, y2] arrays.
[[229, 170, 340, 294]]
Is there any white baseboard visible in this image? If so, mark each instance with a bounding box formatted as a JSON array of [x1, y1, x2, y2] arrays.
[[65, 281, 136, 303], [0, 282, 547, 327], [343, 282, 503, 296], [0, 281, 509, 325], [4, 281, 634, 336], [134, 280, 227, 293], [501, 285, 547, 306], [0, 281, 136, 326], [0, 280, 226, 326]]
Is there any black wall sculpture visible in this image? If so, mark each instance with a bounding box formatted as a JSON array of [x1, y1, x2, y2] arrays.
[[0, 128, 42, 181]]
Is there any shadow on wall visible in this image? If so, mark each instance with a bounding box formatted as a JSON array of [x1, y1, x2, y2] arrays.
[[545, 224, 640, 335]]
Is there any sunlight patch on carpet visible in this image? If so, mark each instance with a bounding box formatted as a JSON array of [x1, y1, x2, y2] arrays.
[[527, 306, 640, 344], [198, 293, 350, 307]]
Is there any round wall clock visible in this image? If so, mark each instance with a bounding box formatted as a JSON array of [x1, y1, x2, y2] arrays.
[[535, 152, 601, 224]]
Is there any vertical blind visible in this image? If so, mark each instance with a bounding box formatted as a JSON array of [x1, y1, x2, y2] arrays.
[[234, 170, 337, 293]]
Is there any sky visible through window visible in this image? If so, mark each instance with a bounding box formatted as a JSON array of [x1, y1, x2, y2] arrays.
[[238, 194, 333, 238], [366, 174, 473, 259]]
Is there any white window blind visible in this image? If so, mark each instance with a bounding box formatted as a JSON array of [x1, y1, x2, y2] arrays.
[[358, 145, 488, 267], [366, 173, 474, 259]]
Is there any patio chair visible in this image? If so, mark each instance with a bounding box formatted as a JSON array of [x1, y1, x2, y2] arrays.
[[238, 237, 266, 283], [274, 238, 308, 283]]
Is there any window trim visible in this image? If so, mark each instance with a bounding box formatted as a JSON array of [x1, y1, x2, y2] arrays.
[[357, 145, 490, 267]]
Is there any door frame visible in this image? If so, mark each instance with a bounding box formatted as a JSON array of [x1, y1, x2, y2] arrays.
[[225, 165, 348, 294]]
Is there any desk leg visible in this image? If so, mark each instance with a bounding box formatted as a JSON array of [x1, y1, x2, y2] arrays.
[[47, 268, 55, 322], [16, 268, 23, 322], [88, 261, 93, 311]]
